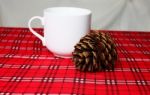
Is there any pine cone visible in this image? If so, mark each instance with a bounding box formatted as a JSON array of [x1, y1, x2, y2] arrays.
[[72, 30, 117, 72]]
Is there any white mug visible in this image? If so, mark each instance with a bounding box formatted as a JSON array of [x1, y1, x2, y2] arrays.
[[28, 7, 91, 58]]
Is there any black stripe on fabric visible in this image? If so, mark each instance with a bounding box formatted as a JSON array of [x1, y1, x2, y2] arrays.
[[0, 28, 11, 42], [35, 58, 59, 94], [128, 32, 150, 95], [110, 32, 131, 95], [4, 29, 27, 58], [71, 66, 81, 94], [45, 58, 60, 94], [58, 59, 70, 94], [108, 31, 119, 95], [122, 32, 143, 95]]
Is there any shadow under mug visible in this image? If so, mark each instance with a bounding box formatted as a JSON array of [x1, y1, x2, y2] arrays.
[[28, 7, 91, 58]]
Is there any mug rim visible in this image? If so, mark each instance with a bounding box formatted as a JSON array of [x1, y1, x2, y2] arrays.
[[44, 7, 92, 16]]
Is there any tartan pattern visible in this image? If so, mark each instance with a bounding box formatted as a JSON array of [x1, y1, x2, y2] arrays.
[[0, 27, 150, 95]]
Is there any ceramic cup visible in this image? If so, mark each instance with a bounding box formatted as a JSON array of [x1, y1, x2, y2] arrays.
[[28, 7, 91, 58]]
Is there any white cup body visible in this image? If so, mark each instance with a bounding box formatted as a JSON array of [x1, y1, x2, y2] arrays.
[[28, 7, 91, 58]]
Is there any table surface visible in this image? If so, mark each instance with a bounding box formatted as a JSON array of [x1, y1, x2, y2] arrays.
[[0, 27, 149, 95]]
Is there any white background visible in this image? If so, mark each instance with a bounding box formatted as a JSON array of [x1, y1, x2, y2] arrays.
[[0, 0, 150, 31]]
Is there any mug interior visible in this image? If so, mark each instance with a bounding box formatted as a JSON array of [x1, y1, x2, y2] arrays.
[[44, 7, 91, 16]]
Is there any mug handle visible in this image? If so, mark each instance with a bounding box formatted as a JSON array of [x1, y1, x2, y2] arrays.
[[28, 16, 45, 46]]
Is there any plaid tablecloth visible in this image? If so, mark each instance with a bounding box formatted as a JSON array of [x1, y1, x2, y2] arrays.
[[0, 27, 150, 95]]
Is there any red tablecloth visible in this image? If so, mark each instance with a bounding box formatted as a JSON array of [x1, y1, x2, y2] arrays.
[[0, 27, 150, 95]]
